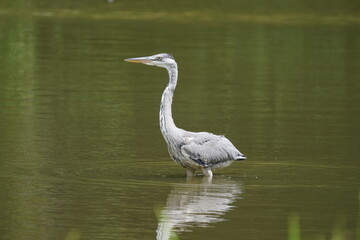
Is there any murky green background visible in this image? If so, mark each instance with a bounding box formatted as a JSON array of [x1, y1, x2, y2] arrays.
[[0, 1, 359, 240]]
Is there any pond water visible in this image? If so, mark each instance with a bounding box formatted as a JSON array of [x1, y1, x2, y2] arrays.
[[0, 2, 359, 240]]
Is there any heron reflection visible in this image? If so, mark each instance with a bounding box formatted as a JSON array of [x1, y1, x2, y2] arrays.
[[156, 178, 242, 240]]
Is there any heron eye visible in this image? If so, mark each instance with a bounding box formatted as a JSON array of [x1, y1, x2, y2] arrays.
[[155, 57, 162, 61]]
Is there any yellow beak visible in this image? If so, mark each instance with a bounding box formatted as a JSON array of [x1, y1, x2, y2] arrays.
[[124, 56, 151, 63]]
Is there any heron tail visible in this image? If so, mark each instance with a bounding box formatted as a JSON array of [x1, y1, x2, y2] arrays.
[[235, 154, 247, 161]]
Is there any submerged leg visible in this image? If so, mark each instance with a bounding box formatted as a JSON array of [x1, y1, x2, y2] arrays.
[[201, 167, 213, 178], [186, 168, 196, 177]]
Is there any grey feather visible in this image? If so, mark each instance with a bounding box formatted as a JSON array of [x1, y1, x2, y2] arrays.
[[180, 132, 246, 167]]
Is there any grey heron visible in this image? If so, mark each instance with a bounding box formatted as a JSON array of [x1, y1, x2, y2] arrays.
[[125, 53, 246, 177]]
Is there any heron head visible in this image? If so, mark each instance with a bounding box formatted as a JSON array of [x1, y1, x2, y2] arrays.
[[124, 53, 176, 69]]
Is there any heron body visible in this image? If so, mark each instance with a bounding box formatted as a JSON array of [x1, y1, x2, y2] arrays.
[[125, 53, 246, 177]]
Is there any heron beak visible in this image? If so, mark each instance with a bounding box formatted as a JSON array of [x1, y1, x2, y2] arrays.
[[124, 56, 152, 64]]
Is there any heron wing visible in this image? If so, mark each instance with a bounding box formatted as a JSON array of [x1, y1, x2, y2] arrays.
[[181, 134, 241, 167]]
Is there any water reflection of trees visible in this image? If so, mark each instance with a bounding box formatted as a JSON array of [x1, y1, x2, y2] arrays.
[[156, 178, 242, 240]]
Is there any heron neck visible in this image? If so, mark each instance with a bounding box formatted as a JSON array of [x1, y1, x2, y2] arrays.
[[160, 65, 179, 141]]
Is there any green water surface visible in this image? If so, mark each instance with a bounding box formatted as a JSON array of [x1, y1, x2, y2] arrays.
[[0, 1, 359, 240]]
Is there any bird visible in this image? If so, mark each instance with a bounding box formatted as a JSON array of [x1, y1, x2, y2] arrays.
[[124, 53, 246, 177]]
